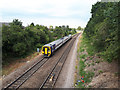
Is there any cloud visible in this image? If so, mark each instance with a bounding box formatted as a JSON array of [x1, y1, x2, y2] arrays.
[[0, 0, 100, 28], [1, 16, 88, 28]]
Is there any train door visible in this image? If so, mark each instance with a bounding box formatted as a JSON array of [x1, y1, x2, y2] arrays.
[[42, 47, 49, 56], [45, 47, 48, 55], [42, 46, 51, 57]]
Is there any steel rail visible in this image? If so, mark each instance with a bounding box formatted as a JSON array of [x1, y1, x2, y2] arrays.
[[4, 57, 49, 89], [4, 33, 79, 90], [39, 34, 79, 89], [52, 37, 76, 87]]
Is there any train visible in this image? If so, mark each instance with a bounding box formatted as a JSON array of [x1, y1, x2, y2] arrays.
[[42, 34, 72, 57]]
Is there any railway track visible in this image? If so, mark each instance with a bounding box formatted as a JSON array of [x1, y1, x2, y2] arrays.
[[4, 57, 49, 89], [39, 34, 79, 89], [3, 33, 79, 89]]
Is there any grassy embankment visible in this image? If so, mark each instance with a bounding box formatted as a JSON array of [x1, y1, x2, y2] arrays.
[[2, 52, 40, 76], [75, 34, 95, 88], [75, 33, 119, 88], [74, 2, 119, 88]]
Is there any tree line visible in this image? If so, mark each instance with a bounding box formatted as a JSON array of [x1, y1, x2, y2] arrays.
[[2, 19, 76, 63], [83, 2, 120, 62]]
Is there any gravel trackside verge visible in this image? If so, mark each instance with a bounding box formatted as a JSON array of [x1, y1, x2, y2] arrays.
[[55, 34, 80, 88]]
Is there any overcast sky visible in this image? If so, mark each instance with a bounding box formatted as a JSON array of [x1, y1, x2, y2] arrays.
[[0, 0, 100, 28]]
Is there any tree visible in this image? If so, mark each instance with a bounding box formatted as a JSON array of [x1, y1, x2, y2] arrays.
[[2, 19, 76, 64], [49, 25, 53, 29], [10, 19, 23, 28], [83, 2, 119, 62], [77, 26, 82, 30], [30, 22, 34, 26]]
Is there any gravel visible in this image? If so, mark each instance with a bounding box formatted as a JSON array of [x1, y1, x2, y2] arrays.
[[1, 34, 80, 89], [20, 38, 73, 88], [54, 34, 80, 88], [1, 55, 43, 88]]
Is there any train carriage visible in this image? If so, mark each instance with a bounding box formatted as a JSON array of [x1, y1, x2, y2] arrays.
[[42, 34, 72, 57]]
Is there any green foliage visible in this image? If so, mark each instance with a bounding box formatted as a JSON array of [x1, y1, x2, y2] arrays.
[[77, 26, 82, 30], [53, 25, 76, 39], [78, 59, 94, 88], [80, 54, 87, 59], [91, 62, 95, 66], [80, 47, 85, 52], [83, 2, 119, 62], [13, 43, 26, 56], [30, 22, 34, 26], [2, 19, 76, 64], [79, 60, 86, 76], [98, 70, 103, 74], [95, 60, 100, 63]]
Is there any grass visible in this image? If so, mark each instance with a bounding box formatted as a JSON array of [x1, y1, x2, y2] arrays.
[[88, 64, 91, 67], [80, 37, 95, 56], [75, 65, 78, 69], [91, 62, 95, 66], [80, 54, 87, 59], [2, 52, 40, 75], [76, 59, 94, 88], [76, 34, 95, 88], [98, 70, 103, 74], [86, 63, 89, 66], [88, 85, 92, 88], [90, 57, 93, 60], [95, 60, 100, 63], [93, 68, 96, 71], [87, 47, 95, 56], [114, 72, 119, 76], [80, 47, 85, 52]]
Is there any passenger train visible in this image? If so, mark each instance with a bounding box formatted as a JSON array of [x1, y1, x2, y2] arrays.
[[42, 34, 72, 57]]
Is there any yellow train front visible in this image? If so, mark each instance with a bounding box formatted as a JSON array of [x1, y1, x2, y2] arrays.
[[42, 45, 52, 57], [42, 34, 72, 57]]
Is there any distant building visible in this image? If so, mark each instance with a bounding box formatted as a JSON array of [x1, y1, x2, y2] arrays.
[[0, 22, 26, 29], [0, 22, 10, 27]]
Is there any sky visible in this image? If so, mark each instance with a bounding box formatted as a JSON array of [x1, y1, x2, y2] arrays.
[[0, 0, 100, 28]]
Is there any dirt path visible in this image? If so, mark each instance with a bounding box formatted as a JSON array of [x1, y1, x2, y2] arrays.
[[55, 33, 81, 88]]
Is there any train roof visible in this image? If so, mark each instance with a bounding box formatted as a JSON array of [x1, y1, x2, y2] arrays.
[[43, 35, 71, 47], [44, 38, 63, 47]]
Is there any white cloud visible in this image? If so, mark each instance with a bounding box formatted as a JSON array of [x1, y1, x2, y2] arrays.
[[0, 0, 100, 28], [1, 16, 88, 28], [23, 17, 87, 28]]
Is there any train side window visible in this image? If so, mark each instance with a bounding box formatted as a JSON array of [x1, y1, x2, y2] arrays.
[[53, 44, 55, 50]]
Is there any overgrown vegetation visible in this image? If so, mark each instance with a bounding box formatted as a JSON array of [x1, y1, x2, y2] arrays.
[[76, 2, 119, 88], [76, 58, 94, 88], [83, 2, 120, 62], [76, 35, 94, 88], [2, 19, 76, 65]]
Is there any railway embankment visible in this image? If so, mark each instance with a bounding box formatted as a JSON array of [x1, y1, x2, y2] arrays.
[[75, 34, 119, 88], [2, 34, 79, 89], [2, 52, 42, 76], [1, 53, 43, 88]]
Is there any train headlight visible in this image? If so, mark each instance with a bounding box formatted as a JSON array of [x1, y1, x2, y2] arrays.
[[42, 51, 44, 54], [48, 51, 50, 54]]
